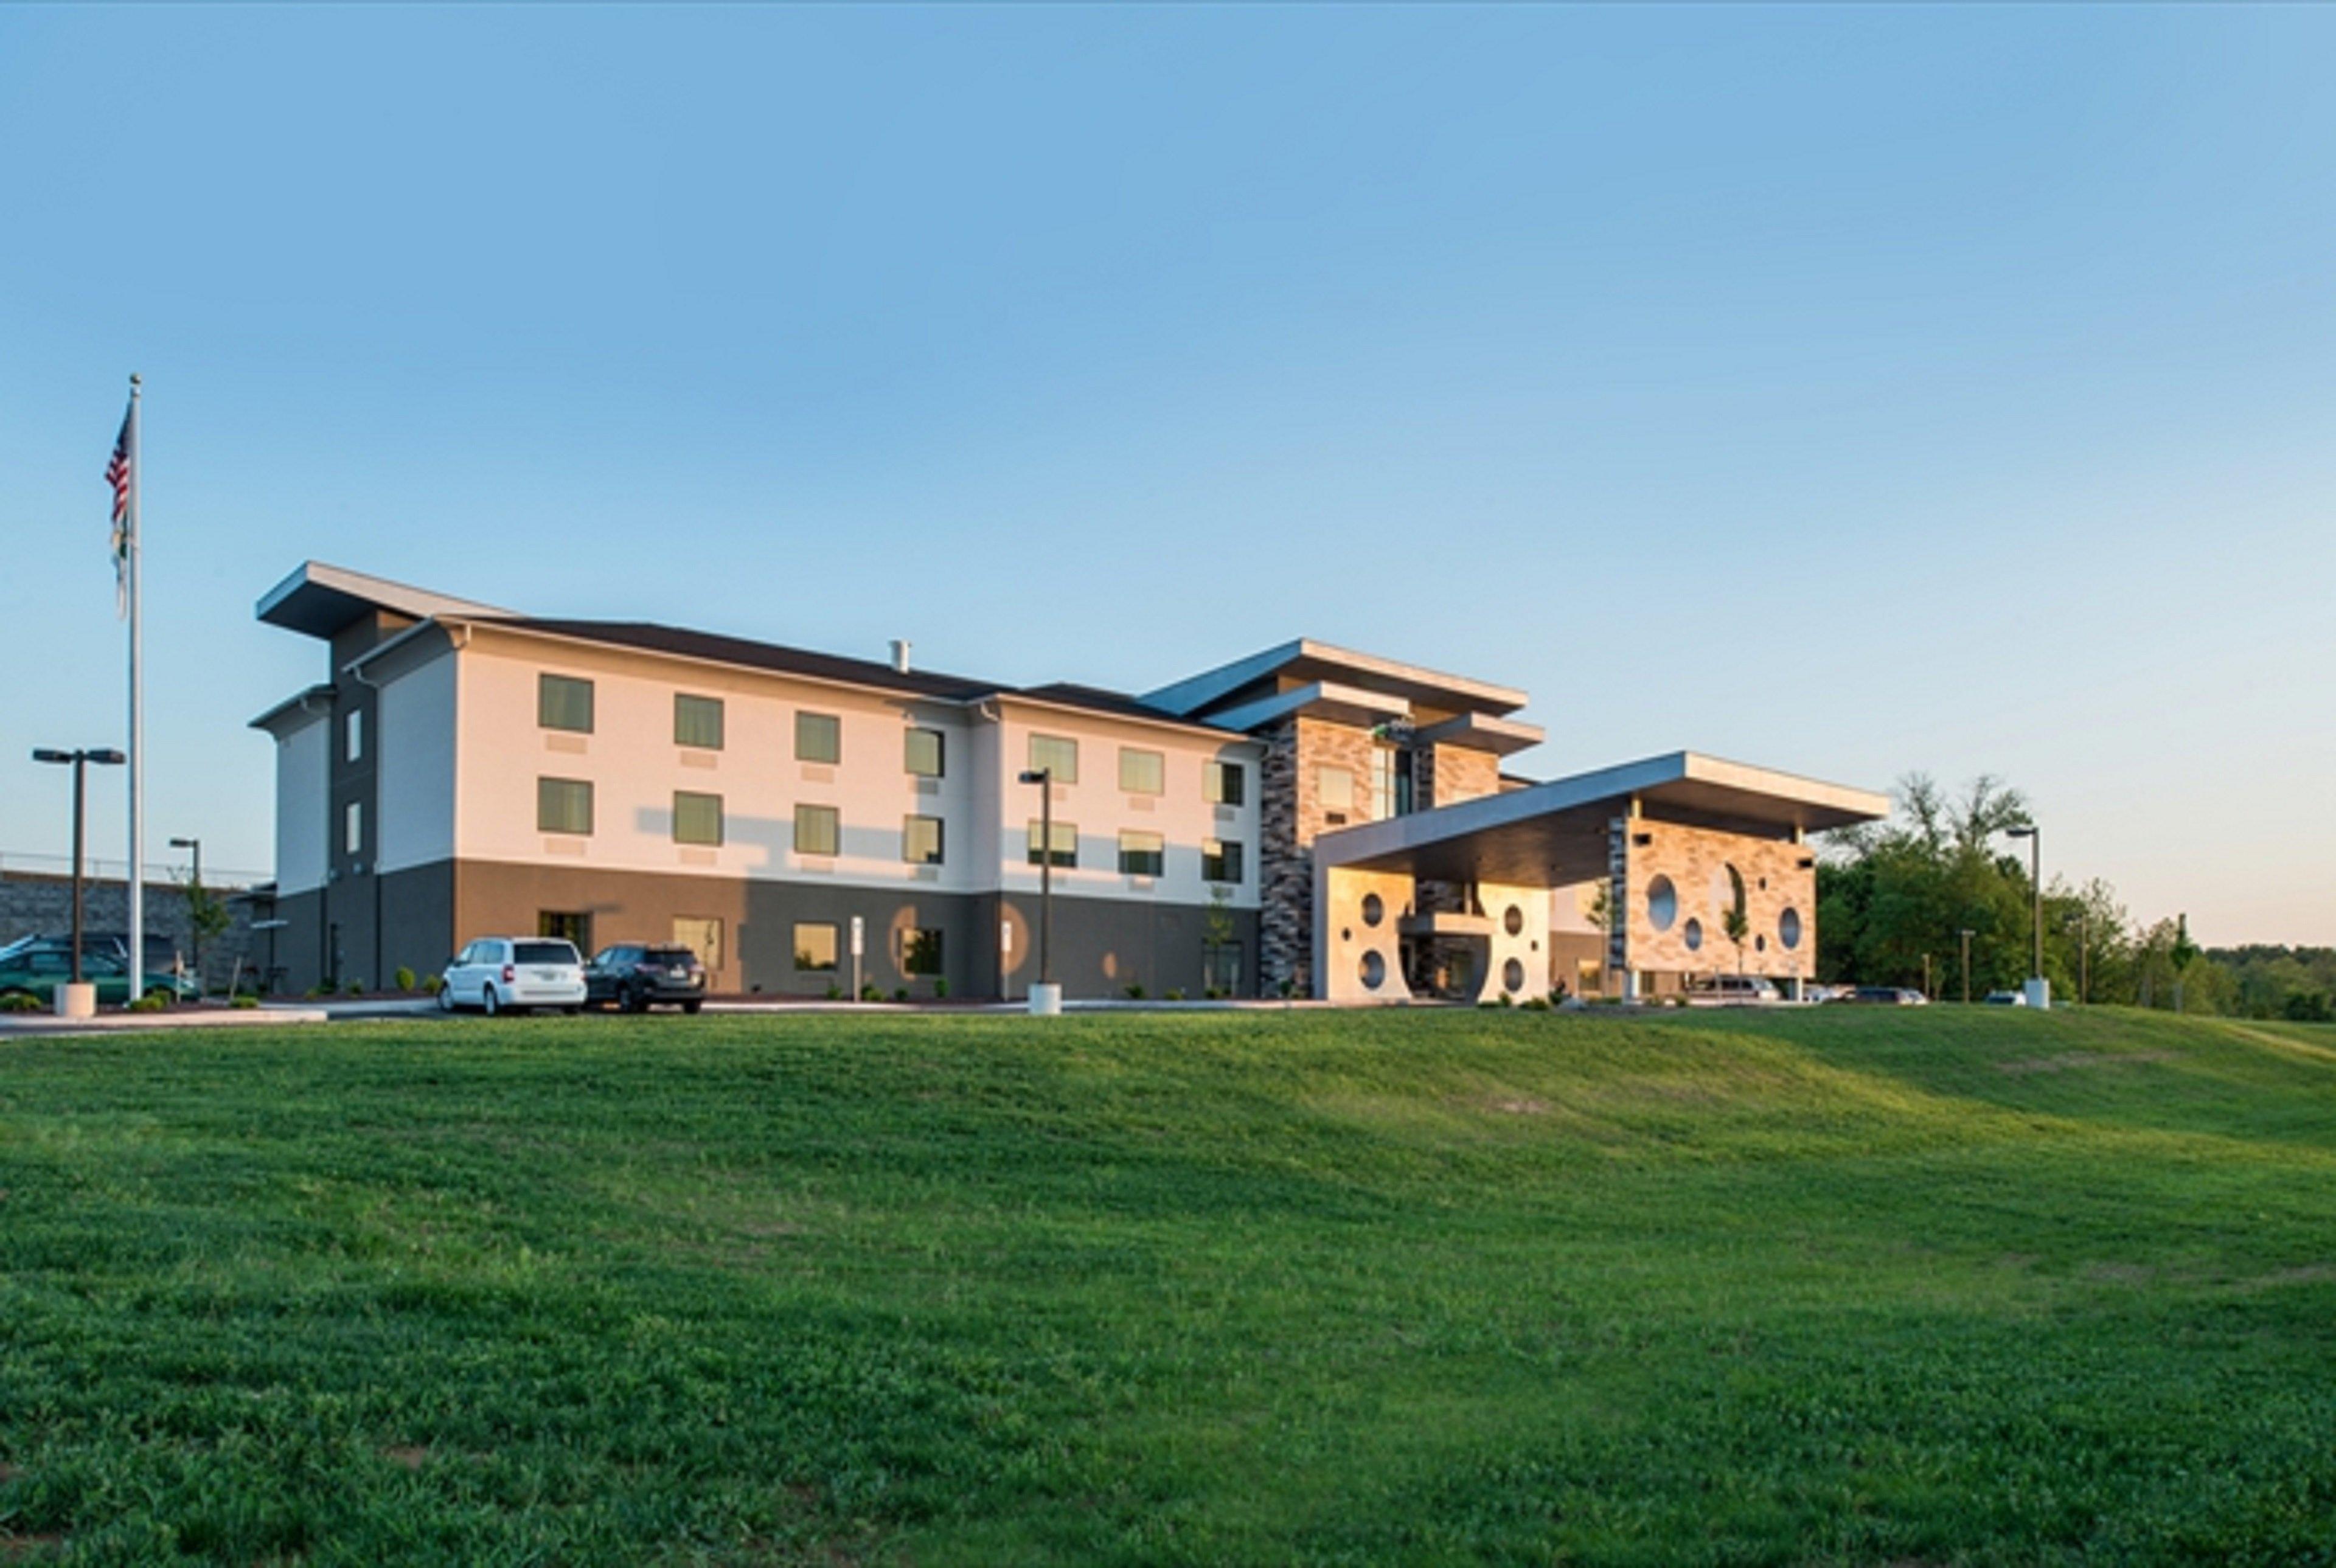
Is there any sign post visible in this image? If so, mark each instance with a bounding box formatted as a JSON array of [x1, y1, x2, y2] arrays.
[[849, 915, 864, 1002]]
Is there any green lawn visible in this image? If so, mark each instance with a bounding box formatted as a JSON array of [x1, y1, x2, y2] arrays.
[[4, 1006, 2335, 1566]]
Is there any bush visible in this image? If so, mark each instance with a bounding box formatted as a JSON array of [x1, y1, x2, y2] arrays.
[[303, 986, 322, 1000], [826, 982, 843, 1001], [892, 987, 908, 1002], [860, 982, 881, 1002], [1520, 996, 1551, 1011], [1125, 983, 1146, 1000], [230, 994, 260, 1010], [127, 992, 169, 1013], [1, 992, 40, 1013], [394, 966, 417, 994], [421, 974, 444, 997], [1164, 988, 1186, 1002], [344, 979, 366, 997]]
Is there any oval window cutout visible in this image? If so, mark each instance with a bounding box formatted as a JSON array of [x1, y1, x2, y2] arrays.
[[1647, 875, 1678, 932]]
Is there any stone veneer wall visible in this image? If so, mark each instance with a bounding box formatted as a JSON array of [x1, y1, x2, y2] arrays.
[[0, 870, 266, 991], [1618, 819, 1819, 980], [1257, 716, 1389, 996], [1405, 741, 1506, 992]]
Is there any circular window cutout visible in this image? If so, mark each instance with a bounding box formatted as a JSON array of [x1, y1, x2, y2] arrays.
[[1503, 904, 1524, 937], [1360, 951, 1387, 990], [1779, 907, 1803, 949], [1647, 875, 1678, 932], [1361, 892, 1385, 928], [1503, 957, 1526, 993], [1683, 917, 1703, 952]]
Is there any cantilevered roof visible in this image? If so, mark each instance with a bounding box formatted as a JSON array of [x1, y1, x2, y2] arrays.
[[257, 562, 511, 638], [1316, 751, 1889, 887], [1141, 637, 1528, 724]]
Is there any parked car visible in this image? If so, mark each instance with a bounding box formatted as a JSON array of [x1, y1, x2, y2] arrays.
[[2, 931, 186, 977], [438, 937, 586, 1015], [1801, 983, 1847, 1004], [0, 945, 199, 1008], [585, 943, 708, 1013], [1688, 974, 1784, 1004], [1844, 985, 1930, 1006], [1983, 989, 2028, 1006]]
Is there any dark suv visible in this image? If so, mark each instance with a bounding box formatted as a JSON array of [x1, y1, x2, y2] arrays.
[[585, 944, 708, 1013]]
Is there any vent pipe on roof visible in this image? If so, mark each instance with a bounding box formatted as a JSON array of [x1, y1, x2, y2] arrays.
[[889, 639, 912, 675]]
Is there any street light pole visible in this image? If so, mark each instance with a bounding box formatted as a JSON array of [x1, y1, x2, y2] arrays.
[[33, 747, 127, 993], [1017, 766, 1057, 1013], [2007, 823, 2045, 1007], [170, 835, 202, 991]]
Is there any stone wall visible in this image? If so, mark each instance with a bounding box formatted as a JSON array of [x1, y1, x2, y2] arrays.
[[1257, 716, 1388, 996], [0, 870, 267, 991], [1617, 819, 1818, 981]]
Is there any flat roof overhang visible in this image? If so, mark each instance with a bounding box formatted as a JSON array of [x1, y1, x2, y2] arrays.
[[1315, 751, 1889, 887], [257, 561, 510, 639]]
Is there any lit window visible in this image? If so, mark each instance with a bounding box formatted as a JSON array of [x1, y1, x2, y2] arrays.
[[1118, 830, 1164, 877], [1026, 819, 1077, 868], [673, 791, 724, 847], [1317, 765, 1355, 814], [1119, 748, 1165, 796], [1027, 734, 1078, 783], [1202, 839, 1244, 883], [538, 674, 594, 734], [793, 923, 839, 971], [794, 803, 839, 857], [675, 693, 725, 750], [796, 711, 841, 765], [903, 814, 944, 865], [905, 727, 945, 779], [1205, 760, 1244, 806], [537, 777, 593, 835]]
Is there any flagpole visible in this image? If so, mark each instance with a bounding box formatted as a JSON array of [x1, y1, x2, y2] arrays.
[[127, 373, 144, 1004]]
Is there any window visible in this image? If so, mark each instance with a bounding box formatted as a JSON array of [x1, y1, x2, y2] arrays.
[[902, 928, 944, 977], [537, 777, 594, 835], [903, 814, 944, 865], [517, 937, 581, 964], [673, 917, 723, 973], [673, 791, 725, 846], [1119, 747, 1164, 796], [1202, 838, 1244, 883], [795, 711, 841, 764], [905, 727, 945, 779], [794, 803, 839, 856], [675, 693, 725, 750], [1205, 760, 1245, 806], [1317, 765, 1355, 814], [1203, 943, 1243, 996], [1373, 748, 1413, 818], [346, 709, 363, 763], [344, 800, 363, 856], [793, 923, 839, 971], [537, 911, 591, 951], [1027, 819, 1077, 869], [1118, 830, 1165, 877], [1027, 733, 1078, 783], [539, 673, 594, 733]]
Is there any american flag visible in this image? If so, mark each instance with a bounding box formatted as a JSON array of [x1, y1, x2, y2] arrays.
[[105, 403, 132, 615]]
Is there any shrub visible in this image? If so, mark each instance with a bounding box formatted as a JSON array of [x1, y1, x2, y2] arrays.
[[1204, 985, 1225, 1001], [933, 979, 949, 1001], [1, 992, 40, 1013], [892, 987, 908, 1002], [1125, 983, 1146, 1001], [394, 966, 417, 994], [345, 979, 366, 997], [1520, 996, 1551, 1012], [230, 994, 260, 1010], [1164, 987, 1186, 1002], [303, 987, 322, 1000], [127, 992, 169, 1013], [826, 982, 843, 1001], [421, 974, 443, 996], [860, 982, 881, 1002]]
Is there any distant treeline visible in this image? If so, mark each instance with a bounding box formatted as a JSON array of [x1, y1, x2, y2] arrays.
[[1816, 774, 2332, 1021]]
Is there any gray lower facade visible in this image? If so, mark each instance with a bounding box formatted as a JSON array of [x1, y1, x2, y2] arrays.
[[268, 859, 1260, 1001]]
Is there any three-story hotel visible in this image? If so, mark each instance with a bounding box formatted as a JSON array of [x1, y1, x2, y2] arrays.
[[252, 563, 1888, 1002]]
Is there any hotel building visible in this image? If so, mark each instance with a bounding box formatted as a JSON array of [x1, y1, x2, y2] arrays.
[[252, 563, 1886, 1002]]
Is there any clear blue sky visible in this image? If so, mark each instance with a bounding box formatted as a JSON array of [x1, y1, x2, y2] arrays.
[[3, 5, 2332, 943]]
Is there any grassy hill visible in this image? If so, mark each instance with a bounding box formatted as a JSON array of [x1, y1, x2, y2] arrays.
[[4, 1006, 2334, 1565]]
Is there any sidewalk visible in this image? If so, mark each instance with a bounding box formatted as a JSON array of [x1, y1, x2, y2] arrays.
[[0, 1002, 332, 1038]]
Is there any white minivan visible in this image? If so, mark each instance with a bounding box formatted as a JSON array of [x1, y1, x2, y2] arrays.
[[440, 937, 587, 1015]]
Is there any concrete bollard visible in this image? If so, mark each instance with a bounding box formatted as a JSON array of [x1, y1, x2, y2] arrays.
[[1027, 982, 1063, 1017], [55, 982, 96, 1019]]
